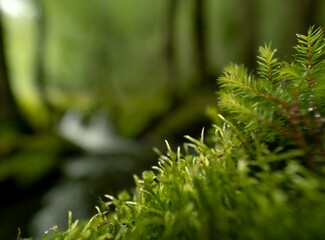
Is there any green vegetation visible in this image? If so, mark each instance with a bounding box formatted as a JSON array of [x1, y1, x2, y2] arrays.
[[22, 27, 325, 240]]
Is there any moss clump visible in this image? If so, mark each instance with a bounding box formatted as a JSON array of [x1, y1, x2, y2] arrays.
[[25, 27, 325, 240]]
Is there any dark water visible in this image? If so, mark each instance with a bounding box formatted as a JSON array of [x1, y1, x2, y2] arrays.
[[0, 111, 157, 239]]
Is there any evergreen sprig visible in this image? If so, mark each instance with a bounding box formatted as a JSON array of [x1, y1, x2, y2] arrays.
[[257, 43, 281, 85], [218, 26, 325, 171]]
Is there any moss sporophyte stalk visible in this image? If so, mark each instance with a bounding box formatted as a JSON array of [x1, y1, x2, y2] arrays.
[[23, 27, 325, 240]]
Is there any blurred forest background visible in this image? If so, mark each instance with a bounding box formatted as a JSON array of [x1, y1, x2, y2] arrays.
[[0, 0, 324, 239]]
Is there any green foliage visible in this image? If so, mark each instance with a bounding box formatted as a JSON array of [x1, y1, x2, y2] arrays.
[[32, 27, 325, 240], [218, 27, 325, 171], [0, 130, 69, 187]]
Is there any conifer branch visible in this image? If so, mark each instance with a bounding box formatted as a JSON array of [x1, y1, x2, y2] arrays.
[[218, 26, 325, 171]]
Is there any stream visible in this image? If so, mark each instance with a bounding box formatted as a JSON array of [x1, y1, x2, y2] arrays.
[[29, 110, 158, 238]]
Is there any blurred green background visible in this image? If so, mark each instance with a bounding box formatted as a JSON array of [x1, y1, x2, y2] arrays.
[[0, 0, 324, 239]]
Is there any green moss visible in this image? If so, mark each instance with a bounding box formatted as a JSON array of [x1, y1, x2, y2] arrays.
[[27, 27, 325, 240]]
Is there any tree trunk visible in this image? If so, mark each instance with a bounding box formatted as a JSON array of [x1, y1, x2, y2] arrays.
[[0, 13, 31, 132], [193, 0, 206, 84], [165, 0, 178, 99], [241, 0, 258, 70], [35, 0, 56, 126], [300, 0, 320, 32]]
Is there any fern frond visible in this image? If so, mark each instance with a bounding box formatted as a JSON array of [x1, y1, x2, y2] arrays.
[[217, 26, 325, 170], [219, 64, 293, 108], [218, 92, 295, 140], [257, 43, 281, 85], [294, 27, 325, 125], [218, 64, 256, 95], [295, 26, 325, 74]]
